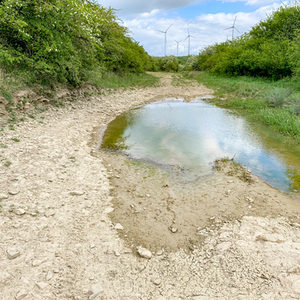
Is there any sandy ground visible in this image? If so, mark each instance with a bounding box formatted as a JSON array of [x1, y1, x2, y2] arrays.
[[0, 73, 300, 299]]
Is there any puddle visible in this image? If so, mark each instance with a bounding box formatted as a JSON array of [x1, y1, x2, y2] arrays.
[[102, 98, 300, 192]]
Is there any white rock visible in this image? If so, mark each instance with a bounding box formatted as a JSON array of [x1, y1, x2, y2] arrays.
[[7, 248, 21, 260], [8, 189, 20, 195], [137, 246, 152, 259], [0, 193, 9, 200], [88, 283, 103, 300], [69, 191, 85, 196], [104, 207, 114, 214], [151, 278, 161, 286], [46, 271, 53, 281], [169, 226, 178, 233], [114, 249, 120, 257], [114, 223, 124, 230], [32, 259, 45, 267], [44, 209, 55, 217], [15, 208, 26, 216], [35, 281, 48, 290], [15, 290, 27, 300]]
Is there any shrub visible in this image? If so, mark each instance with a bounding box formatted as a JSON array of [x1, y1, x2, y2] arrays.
[[264, 87, 292, 107], [0, 0, 151, 86]]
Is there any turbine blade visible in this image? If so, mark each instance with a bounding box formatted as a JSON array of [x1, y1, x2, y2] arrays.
[[233, 16, 237, 26], [235, 27, 241, 33], [166, 24, 173, 32]]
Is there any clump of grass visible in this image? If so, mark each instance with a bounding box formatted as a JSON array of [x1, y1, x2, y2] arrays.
[[11, 138, 20, 142], [214, 157, 254, 183], [4, 160, 12, 167], [86, 71, 160, 90], [292, 102, 300, 115], [264, 87, 292, 108]]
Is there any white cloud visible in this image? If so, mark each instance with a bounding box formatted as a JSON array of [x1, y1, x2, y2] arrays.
[[123, 2, 281, 56]]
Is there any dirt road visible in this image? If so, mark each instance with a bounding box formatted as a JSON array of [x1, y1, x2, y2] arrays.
[[0, 74, 299, 299]]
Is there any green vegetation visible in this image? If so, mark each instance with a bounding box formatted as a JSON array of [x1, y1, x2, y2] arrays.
[[195, 5, 300, 80], [150, 56, 180, 72], [0, 0, 153, 86], [11, 138, 20, 142], [188, 72, 300, 142], [87, 72, 159, 90]]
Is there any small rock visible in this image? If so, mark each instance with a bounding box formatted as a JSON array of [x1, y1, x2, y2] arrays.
[[246, 197, 254, 203], [0, 193, 9, 200], [15, 290, 27, 300], [44, 209, 55, 217], [146, 194, 151, 198], [114, 249, 120, 257], [32, 259, 45, 267], [156, 249, 164, 256], [7, 248, 21, 260], [88, 283, 103, 300], [69, 191, 85, 196], [8, 189, 20, 195], [46, 271, 53, 281], [114, 223, 124, 230], [35, 281, 48, 290], [151, 278, 161, 286], [104, 207, 114, 214], [14, 208, 26, 216], [225, 190, 231, 196], [137, 246, 152, 259], [169, 226, 178, 233]]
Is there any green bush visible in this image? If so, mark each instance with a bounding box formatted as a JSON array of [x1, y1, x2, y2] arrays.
[[0, 0, 151, 86], [195, 5, 300, 80]]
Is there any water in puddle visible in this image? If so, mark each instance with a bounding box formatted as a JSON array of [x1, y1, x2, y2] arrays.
[[102, 98, 300, 192]]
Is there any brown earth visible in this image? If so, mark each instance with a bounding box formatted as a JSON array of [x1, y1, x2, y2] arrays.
[[0, 73, 299, 299]]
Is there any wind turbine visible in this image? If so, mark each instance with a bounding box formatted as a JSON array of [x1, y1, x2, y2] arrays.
[[157, 24, 173, 57], [184, 27, 196, 56], [175, 40, 182, 56], [224, 16, 240, 40]]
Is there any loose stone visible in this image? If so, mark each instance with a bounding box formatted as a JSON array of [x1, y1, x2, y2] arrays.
[[88, 283, 103, 300], [7, 248, 21, 260], [69, 190, 85, 196], [15, 290, 28, 300], [14, 208, 26, 216], [35, 281, 48, 290], [8, 189, 20, 195], [114, 223, 124, 230], [137, 246, 152, 259], [0, 193, 9, 200]]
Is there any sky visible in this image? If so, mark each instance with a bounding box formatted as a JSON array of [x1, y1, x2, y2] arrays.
[[97, 0, 283, 56]]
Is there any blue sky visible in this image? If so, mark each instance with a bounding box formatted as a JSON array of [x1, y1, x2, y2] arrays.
[[98, 0, 283, 56]]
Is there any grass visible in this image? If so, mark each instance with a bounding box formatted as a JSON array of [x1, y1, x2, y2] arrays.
[[86, 71, 160, 90], [186, 72, 300, 142]]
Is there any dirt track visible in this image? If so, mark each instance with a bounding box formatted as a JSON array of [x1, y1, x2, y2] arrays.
[[0, 73, 300, 299]]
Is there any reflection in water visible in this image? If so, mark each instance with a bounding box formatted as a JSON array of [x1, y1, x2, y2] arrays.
[[102, 99, 300, 192]]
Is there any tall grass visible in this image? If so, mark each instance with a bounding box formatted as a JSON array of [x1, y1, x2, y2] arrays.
[[86, 71, 160, 89]]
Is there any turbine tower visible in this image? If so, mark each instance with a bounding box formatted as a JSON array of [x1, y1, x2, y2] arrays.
[[224, 16, 240, 40], [184, 28, 195, 56], [157, 24, 172, 57], [175, 40, 182, 56]]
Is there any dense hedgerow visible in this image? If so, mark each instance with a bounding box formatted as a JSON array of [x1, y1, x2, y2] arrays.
[[195, 5, 300, 80], [0, 0, 152, 85]]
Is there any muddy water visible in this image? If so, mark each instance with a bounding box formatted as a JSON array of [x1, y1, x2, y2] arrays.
[[102, 98, 300, 192]]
